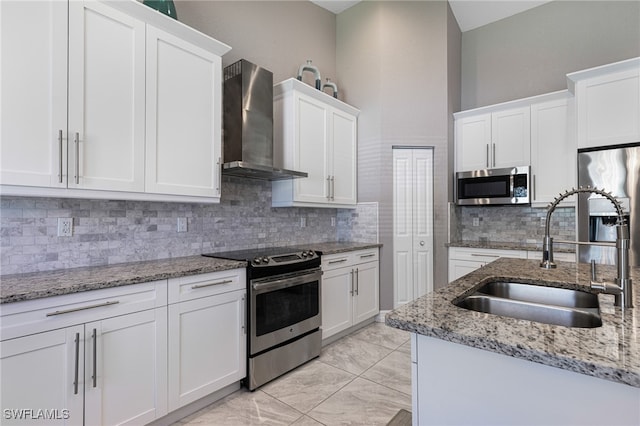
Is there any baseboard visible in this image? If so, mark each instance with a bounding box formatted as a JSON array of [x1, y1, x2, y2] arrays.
[[376, 310, 391, 323], [148, 382, 240, 426]]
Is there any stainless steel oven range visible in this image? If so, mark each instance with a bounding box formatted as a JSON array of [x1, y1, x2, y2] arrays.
[[203, 247, 321, 390]]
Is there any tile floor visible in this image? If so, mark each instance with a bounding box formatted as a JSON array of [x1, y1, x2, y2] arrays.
[[174, 322, 412, 426]]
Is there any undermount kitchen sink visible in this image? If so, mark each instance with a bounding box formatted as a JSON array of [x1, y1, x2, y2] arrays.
[[454, 281, 602, 328]]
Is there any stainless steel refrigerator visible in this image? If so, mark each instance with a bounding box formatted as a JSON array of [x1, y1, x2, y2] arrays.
[[577, 143, 640, 267]]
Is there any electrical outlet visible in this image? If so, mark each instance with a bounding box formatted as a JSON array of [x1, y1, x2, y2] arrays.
[[472, 217, 480, 227], [58, 218, 73, 237], [540, 217, 546, 227], [300, 217, 307, 228], [331, 217, 336, 227], [177, 217, 188, 233]]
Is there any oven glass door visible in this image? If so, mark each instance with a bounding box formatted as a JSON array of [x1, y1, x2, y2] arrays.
[[250, 268, 322, 355]]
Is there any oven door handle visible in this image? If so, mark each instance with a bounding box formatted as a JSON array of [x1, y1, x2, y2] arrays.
[[251, 269, 322, 293]]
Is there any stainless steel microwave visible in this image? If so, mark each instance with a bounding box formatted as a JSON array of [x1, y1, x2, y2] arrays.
[[455, 166, 530, 205]]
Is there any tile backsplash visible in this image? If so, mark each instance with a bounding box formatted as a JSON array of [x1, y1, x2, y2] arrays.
[[1, 177, 379, 275], [452, 204, 576, 244]]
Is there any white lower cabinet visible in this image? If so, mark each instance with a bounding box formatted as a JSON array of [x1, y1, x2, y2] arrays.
[[448, 247, 527, 282], [167, 270, 246, 411], [321, 249, 379, 341], [84, 309, 168, 426], [449, 247, 577, 282], [0, 281, 168, 426], [0, 326, 85, 425]]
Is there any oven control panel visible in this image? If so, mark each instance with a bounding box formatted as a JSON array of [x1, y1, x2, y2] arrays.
[[251, 250, 318, 267]]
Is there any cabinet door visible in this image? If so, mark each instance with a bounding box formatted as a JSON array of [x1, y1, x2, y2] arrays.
[[0, 326, 85, 425], [353, 261, 380, 325], [491, 106, 530, 168], [168, 290, 246, 410], [330, 108, 357, 205], [146, 26, 222, 198], [84, 308, 167, 426], [0, 0, 67, 188], [68, 1, 145, 192], [455, 114, 491, 171], [531, 98, 575, 204], [576, 68, 640, 148], [448, 259, 485, 283], [294, 93, 331, 203], [321, 266, 353, 340]]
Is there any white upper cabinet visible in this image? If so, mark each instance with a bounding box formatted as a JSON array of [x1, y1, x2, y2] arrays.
[[67, 1, 146, 192], [1, 0, 230, 202], [272, 78, 359, 209], [145, 26, 223, 198], [455, 106, 530, 172], [568, 58, 640, 149], [1, 0, 67, 188], [530, 92, 576, 205], [455, 114, 492, 171], [491, 107, 531, 168]]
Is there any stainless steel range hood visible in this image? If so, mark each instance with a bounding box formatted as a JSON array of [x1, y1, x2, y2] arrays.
[[222, 60, 307, 180]]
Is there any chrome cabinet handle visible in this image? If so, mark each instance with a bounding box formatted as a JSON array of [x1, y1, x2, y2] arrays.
[[470, 253, 499, 258], [241, 294, 246, 335], [486, 144, 489, 168], [328, 258, 348, 264], [58, 130, 64, 183], [216, 157, 222, 194], [191, 279, 233, 290], [355, 268, 359, 295], [331, 176, 335, 201], [92, 328, 97, 388], [492, 143, 496, 167], [327, 176, 331, 201], [73, 332, 80, 395], [350, 269, 354, 295], [360, 253, 375, 259], [46, 300, 119, 317], [74, 132, 80, 184]]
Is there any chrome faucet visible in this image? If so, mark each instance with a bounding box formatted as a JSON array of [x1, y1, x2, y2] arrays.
[[540, 186, 633, 309]]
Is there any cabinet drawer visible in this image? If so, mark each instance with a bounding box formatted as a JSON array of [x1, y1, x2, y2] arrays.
[[321, 248, 379, 272], [322, 253, 353, 271], [352, 249, 379, 264], [168, 269, 245, 304], [449, 247, 527, 262], [1, 280, 167, 341]]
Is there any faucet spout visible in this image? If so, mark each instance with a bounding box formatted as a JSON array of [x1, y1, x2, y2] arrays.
[[540, 185, 633, 309]]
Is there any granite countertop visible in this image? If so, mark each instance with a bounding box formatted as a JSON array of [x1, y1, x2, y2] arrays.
[[386, 257, 640, 388], [0, 256, 247, 304], [448, 240, 576, 253], [0, 241, 381, 304]]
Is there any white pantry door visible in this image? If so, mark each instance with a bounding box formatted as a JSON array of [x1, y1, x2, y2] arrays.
[[393, 147, 434, 307]]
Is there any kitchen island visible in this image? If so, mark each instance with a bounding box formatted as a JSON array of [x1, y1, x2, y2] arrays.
[[386, 257, 639, 426]]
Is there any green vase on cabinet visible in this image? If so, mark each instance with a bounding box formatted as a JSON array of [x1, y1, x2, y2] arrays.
[[143, 0, 178, 20]]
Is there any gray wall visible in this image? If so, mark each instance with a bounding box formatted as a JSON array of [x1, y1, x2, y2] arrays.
[[461, 0, 640, 109], [176, 0, 338, 90], [337, 1, 461, 309]]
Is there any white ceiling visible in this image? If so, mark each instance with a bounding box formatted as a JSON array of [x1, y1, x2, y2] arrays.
[[311, 0, 553, 32]]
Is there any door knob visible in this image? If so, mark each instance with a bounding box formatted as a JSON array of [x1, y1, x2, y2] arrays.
[[419, 241, 425, 246]]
